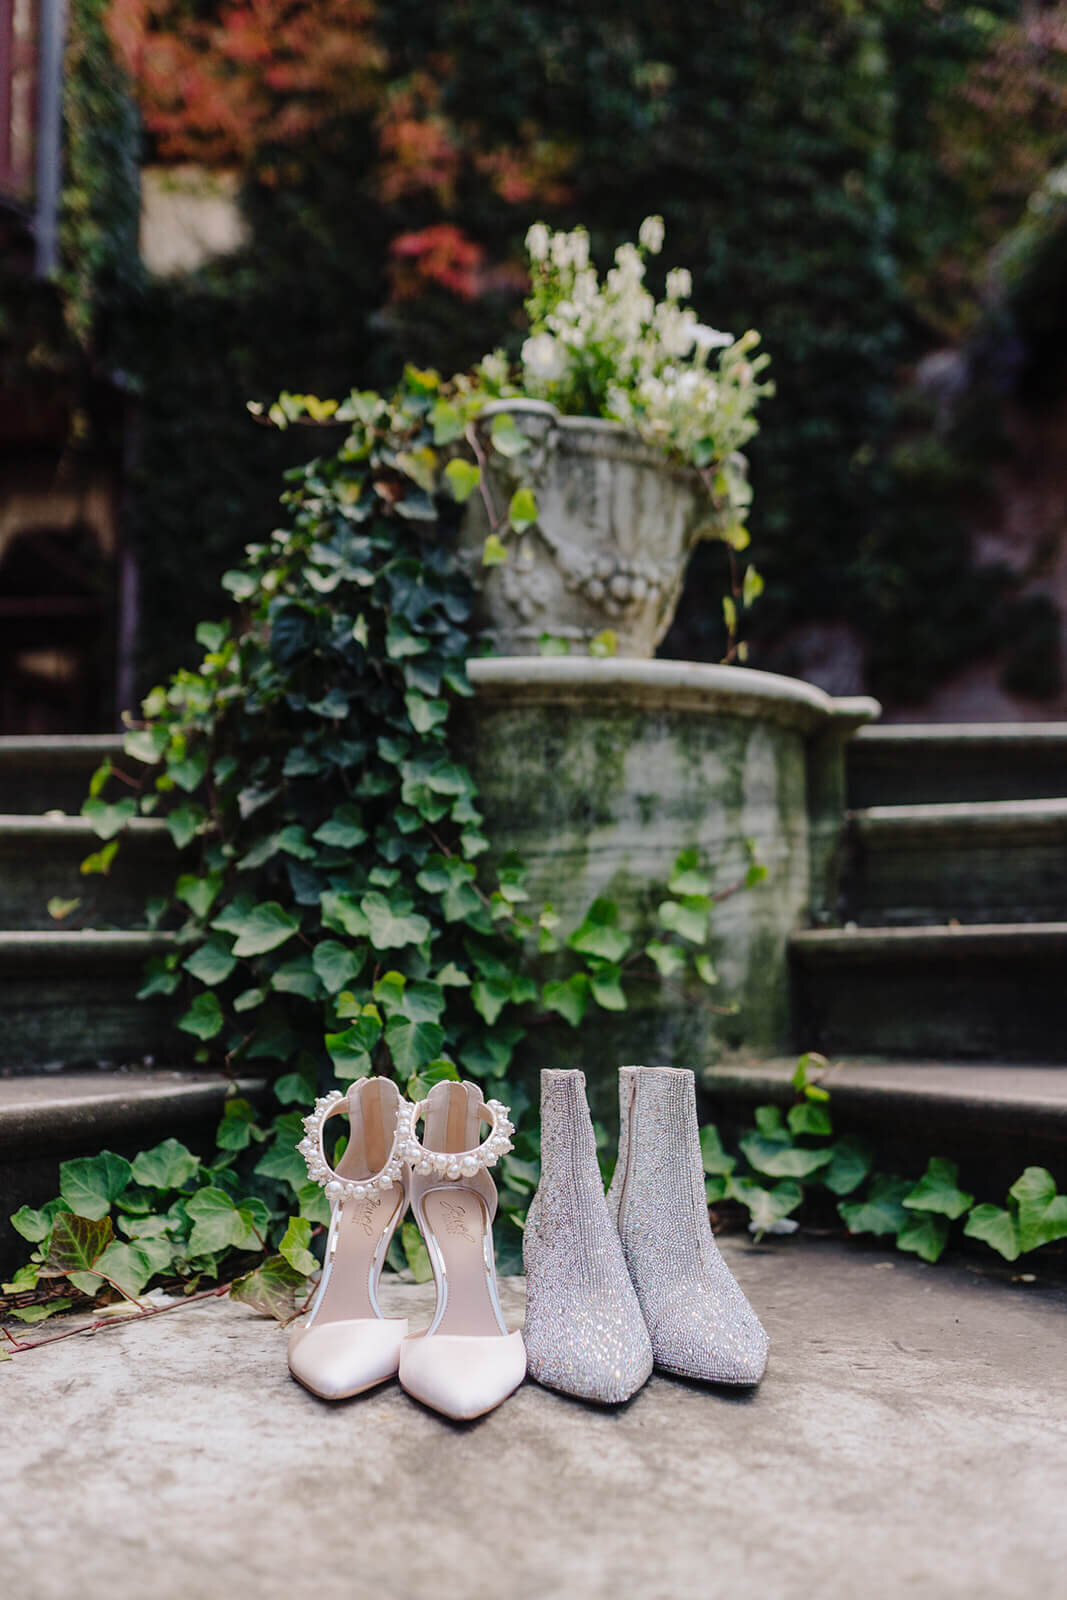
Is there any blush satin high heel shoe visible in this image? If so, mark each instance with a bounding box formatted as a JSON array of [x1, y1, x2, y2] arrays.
[[397, 1080, 526, 1420], [287, 1077, 413, 1399]]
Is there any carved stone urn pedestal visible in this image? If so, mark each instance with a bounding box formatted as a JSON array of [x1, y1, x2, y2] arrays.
[[458, 399, 725, 656]]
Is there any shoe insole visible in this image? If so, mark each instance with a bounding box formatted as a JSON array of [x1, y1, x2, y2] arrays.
[[420, 1188, 500, 1338]]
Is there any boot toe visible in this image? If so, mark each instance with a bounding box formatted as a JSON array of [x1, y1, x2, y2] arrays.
[[649, 1283, 768, 1386], [525, 1286, 653, 1404]]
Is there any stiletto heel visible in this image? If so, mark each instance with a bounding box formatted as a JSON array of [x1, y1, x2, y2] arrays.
[[397, 1080, 526, 1419], [287, 1077, 413, 1399]]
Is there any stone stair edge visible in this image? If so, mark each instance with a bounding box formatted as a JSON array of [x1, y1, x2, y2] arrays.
[[0, 930, 175, 965], [853, 723, 1067, 747], [850, 798, 1067, 834], [791, 923, 1067, 962], [0, 1071, 268, 1155]]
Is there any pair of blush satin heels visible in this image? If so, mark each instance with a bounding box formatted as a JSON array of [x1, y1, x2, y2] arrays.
[[287, 1076, 525, 1420]]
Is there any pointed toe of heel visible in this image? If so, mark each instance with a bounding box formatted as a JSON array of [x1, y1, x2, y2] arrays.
[[288, 1317, 408, 1400], [399, 1331, 526, 1420]]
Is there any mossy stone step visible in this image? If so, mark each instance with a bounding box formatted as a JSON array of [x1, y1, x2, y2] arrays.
[[790, 923, 1067, 1064], [844, 798, 1067, 924], [701, 1056, 1067, 1196], [0, 1070, 266, 1277], [847, 724, 1067, 808], [0, 932, 178, 1071], [0, 815, 177, 929]]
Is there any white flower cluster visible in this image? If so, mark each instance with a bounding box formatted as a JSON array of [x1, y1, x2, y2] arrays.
[[507, 217, 772, 536]]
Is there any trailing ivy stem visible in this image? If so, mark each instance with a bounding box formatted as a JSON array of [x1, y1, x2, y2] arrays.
[[0, 1282, 234, 1356], [464, 422, 506, 533]]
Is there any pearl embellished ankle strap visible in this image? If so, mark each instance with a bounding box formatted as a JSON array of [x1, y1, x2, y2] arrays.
[[297, 1090, 416, 1201], [401, 1096, 514, 1180]]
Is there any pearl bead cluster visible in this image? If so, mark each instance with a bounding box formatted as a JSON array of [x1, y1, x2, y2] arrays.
[[297, 1091, 414, 1202], [401, 1097, 514, 1182]]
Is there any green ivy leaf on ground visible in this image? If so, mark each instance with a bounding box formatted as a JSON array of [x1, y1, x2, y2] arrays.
[[231, 1256, 306, 1321]]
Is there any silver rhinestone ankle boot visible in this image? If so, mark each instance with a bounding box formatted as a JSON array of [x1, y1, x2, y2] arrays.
[[523, 1069, 653, 1404], [606, 1065, 769, 1385]]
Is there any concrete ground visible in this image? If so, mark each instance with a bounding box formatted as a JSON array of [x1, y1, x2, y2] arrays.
[[4, 1235, 1065, 1600]]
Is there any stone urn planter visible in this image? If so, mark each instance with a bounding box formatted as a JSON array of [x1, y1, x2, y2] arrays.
[[458, 399, 730, 656]]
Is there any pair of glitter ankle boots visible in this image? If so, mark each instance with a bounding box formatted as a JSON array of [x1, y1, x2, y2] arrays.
[[523, 1065, 769, 1404]]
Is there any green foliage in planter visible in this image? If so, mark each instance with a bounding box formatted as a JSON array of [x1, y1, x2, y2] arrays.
[[701, 1055, 1067, 1266]]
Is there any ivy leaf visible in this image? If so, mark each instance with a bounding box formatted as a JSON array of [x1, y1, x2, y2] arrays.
[[699, 1124, 737, 1177], [234, 987, 267, 1013], [1009, 1167, 1067, 1252], [729, 1176, 803, 1237], [297, 1182, 331, 1225], [787, 1101, 832, 1138], [489, 413, 530, 458], [231, 902, 301, 957], [279, 1217, 319, 1276], [401, 981, 446, 1023], [326, 1013, 383, 1079], [903, 1158, 974, 1221], [216, 1098, 257, 1150], [311, 940, 364, 994], [657, 895, 710, 944], [8, 1298, 73, 1324], [231, 1255, 305, 1321], [460, 1027, 524, 1079], [738, 1134, 833, 1180], [320, 891, 371, 939], [312, 806, 367, 849], [166, 804, 205, 850], [541, 973, 590, 1027], [443, 458, 481, 502], [508, 487, 538, 533], [95, 1240, 156, 1299], [567, 899, 630, 962], [59, 1152, 133, 1220], [47, 1211, 114, 1274], [131, 1139, 199, 1191], [385, 1015, 446, 1073], [645, 940, 687, 978], [482, 533, 508, 566], [182, 936, 237, 986], [137, 955, 181, 999], [895, 1213, 950, 1264], [694, 954, 718, 986], [10, 1198, 71, 1243], [175, 872, 223, 920], [430, 399, 465, 445], [275, 1068, 317, 1105], [839, 1176, 913, 1237], [361, 891, 431, 951], [178, 992, 225, 1041], [406, 1058, 461, 1103], [123, 727, 167, 765], [169, 747, 210, 793], [821, 1135, 873, 1197], [472, 977, 512, 1026], [589, 963, 627, 1011], [185, 1188, 244, 1255], [80, 841, 119, 876], [668, 849, 711, 897], [81, 796, 136, 840], [270, 958, 322, 1001], [963, 1204, 1021, 1261]]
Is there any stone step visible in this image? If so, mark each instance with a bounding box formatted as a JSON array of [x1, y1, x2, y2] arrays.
[[0, 1070, 266, 1277], [0, 735, 124, 815], [701, 1057, 1067, 1196], [0, 815, 177, 929], [0, 931, 178, 1070], [790, 923, 1067, 1062], [844, 798, 1067, 924], [847, 723, 1067, 808]]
